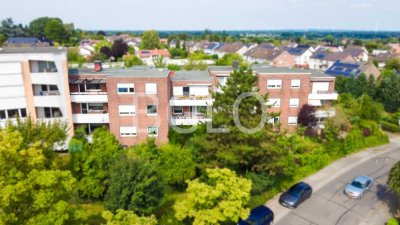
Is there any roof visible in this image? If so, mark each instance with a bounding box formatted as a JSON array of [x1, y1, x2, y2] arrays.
[[253, 66, 332, 78], [0, 47, 66, 54], [215, 42, 244, 54], [325, 61, 361, 77], [137, 49, 170, 58], [282, 45, 310, 56], [343, 46, 367, 57], [68, 67, 170, 78], [7, 37, 40, 44], [374, 52, 395, 62], [208, 66, 235, 73], [172, 71, 212, 81]]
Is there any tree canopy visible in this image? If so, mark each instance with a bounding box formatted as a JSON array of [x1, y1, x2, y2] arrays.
[[141, 30, 160, 49]]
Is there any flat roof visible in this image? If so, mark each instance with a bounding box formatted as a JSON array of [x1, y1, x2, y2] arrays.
[[172, 71, 212, 81], [0, 47, 66, 54], [69, 67, 170, 78], [253, 66, 333, 78], [208, 66, 235, 72]]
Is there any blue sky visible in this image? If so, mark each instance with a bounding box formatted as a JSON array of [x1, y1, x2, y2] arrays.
[[3, 0, 400, 31]]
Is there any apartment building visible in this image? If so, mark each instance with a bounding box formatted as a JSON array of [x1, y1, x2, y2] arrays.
[[0, 47, 338, 147], [0, 47, 73, 137], [209, 66, 338, 128]]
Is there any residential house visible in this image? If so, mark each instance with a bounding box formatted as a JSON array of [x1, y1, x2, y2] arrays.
[[243, 43, 279, 63], [137, 49, 170, 66], [374, 52, 397, 68], [309, 49, 356, 71], [343, 46, 369, 62], [325, 60, 381, 79], [215, 42, 245, 58], [282, 45, 314, 67], [389, 44, 400, 54], [5, 37, 51, 47]]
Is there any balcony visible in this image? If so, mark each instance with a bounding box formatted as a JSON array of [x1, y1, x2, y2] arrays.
[[34, 95, 62, 108], [314, 109, 336, 118], [31, 72, 60, 85], [308, 91, 338, 101], [73, 113, 110, 124], [70, 91, 108, 103], [171, 115, 211, 126], [170, 96, 212, 106]]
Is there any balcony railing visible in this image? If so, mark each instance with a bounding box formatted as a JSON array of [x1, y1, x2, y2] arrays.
[[71, 91, 107, 95], [312, 90, 337, 95], [83, 110, 108, 114], [171, 95, 211, 100], [39, 90, 60, 96]]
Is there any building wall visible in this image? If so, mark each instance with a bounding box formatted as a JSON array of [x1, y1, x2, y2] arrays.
[[257, 73, 311, 129], [107, 76, 170, 146], [273, 52, 296, 67]]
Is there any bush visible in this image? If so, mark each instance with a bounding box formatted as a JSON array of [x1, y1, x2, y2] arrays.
[[245, 172, 276, 195], [381, 121, 400, 133], [388, 218, 399, 225]]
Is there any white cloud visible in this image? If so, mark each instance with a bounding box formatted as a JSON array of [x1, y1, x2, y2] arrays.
[[350, 2, 374, 8]]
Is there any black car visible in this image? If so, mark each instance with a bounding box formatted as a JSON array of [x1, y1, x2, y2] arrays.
[[279, 182, 312, 208], [238, 205, 274, 225]]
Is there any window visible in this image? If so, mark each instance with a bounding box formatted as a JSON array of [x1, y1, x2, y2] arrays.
[[291, 79, 301, 88], [147, 126, 158, 136], [183, 87, 190, 96], [120, 126, 137, 137], [289, 98, 299, 108], [267, 79, 282, 89], [119, 105, 136, 116], [20, 109, 27, 118], [145, 83, 157, 94], [267, 98, 281, 108], [7, 109, 19, 119], [0, 110, 5, 119], [88, 103, 104, 112], [268, 117, 280, 124], [117, 83, 135, 94], [219, 77, 227, 86], [173, 106, 183, 115], [147, 105, 157, 115], [86, 83, 101, 91], [37, 61, 57, 73], [49, 85, 58, 91], [288, 117, 298, 125]]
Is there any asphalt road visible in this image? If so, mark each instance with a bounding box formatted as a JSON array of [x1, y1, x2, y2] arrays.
[[272, 136, 400, 225]]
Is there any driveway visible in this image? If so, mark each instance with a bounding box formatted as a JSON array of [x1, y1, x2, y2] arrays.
[[266, 135, 400, 225]]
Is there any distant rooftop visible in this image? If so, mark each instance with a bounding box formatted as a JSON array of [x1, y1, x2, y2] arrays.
[[208, 66, 235, 72], [0, 47, 66, 54], [68, 67, 170, 78], [172, 71, 212, 81]]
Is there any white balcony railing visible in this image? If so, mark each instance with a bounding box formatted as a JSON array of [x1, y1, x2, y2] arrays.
[[308, 91, 338, 100], [170, 96, 212, 106], [34, 95, 62, 108], [171, 115, 211, 126], [70, 92, 108, 103], [314, 109, 336, 118], [73, 113, 110, 124]]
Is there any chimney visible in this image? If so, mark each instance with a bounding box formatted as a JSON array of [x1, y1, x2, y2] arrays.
[[94, 60, 102, 72], [233, 60, 239, 70]]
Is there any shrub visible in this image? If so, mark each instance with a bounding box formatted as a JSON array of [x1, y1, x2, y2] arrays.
[[388, 218, 399, 225], [245, 172, 276, 195], [381, 121, 400, 133]]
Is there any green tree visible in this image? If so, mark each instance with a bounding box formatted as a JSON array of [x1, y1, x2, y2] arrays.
[[378, 72, 400, 112], [44, 19, 67, 43], [0, 130, 82, 225], [153, 56, 167, 68], [174, 168, 251, 225], [157, 144, 196, 189], [29, 17, 60, 38], [0, 34, 7, 46], [215, 53, 243, 66], [191, 68, 282, 174], [72, 127, 122, 199], [388, 161, 400, 196], [385, 58, 400, 71], [0, 18, 27, 37], [124, 55, 143, 67], [102, 209, 157, 225], [141, 30, 160, 49], [104, 155, 164, 215]]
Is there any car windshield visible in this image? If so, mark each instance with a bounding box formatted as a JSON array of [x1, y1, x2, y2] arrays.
[[244, 218, 256, 225], [288, 184, 303, 197], [351, 180, 364, 189]]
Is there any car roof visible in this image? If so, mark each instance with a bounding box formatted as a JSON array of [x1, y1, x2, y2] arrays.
[[354, 176, 372, 184], [292, 182, 311, 189], [248, 205, 273, 220]]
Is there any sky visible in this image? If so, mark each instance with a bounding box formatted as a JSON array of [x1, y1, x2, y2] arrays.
[[2, 0, 400, 31]]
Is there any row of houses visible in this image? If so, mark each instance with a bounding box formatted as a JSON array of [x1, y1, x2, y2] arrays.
[[0, 47, 338, 147]]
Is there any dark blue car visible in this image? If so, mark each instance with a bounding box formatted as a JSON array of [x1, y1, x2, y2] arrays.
[[279, 182, 312, 208], [238, 205, 274, 225]]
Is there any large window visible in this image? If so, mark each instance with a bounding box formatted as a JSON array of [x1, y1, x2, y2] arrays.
[[147, 126, 158, 137], [291, 79, 301, 88], [120, 126, 137, 137], [267, 80, 282, 89], [183, 87, 190, 96], [289, 98, 299, 108], [119, 105, 136, 116], [85, 83, 101, 91], [117, 83, 135, 94], [288, 117, 298, 125], [145, 83, 157, 94], [37, 61, 57, 73], [147, 105, 157, 115], [81, 103, 104, 113], [173, 106, 183, 115], [0, 108, 27, 120], [44, 107, 62, 118], [267, 98, 281, 108]]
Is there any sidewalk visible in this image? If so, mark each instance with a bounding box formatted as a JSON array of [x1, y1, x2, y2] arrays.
[[265, 135, 400, 223]]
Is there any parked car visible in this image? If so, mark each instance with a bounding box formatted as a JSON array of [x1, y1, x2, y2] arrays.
[[238, 205, 274, 225], [279, 182, 312, 208], [344, 175, 373, 199]]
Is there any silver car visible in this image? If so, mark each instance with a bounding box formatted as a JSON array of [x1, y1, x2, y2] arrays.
[[344, 176, 373, 199]]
